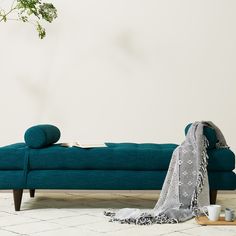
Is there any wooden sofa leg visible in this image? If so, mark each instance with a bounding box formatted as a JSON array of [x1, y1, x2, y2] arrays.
[[29, 189, 35, 198], [210, 190, 217, 204], [13, 189, 23, 211]]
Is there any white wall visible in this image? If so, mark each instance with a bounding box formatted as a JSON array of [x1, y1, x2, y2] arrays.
[[0, 0, 236, 162]]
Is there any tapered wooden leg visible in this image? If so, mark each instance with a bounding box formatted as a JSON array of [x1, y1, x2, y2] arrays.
[[210, 190, 217, 204], [29, 189, 35, 198], [13, 189, 23, 211]]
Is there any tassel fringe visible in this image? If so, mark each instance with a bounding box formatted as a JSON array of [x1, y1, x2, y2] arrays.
[[191, 135, 209, 215], [104, 211, 178, 225]]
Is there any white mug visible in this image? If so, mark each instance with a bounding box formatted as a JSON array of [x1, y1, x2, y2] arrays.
[[202, 205, 221, 221]]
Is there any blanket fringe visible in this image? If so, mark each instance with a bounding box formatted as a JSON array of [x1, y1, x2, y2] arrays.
[[104, 211, 178, 225], [191, 135, 209, 215]]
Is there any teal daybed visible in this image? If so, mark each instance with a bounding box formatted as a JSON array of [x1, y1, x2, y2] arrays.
[[0, 124, 235, 211]]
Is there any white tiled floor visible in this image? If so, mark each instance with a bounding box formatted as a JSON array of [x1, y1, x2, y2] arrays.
[[0, 191, 235, 236]]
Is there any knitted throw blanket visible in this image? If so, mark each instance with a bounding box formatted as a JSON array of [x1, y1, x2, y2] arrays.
[[104, 121, 228, 225]]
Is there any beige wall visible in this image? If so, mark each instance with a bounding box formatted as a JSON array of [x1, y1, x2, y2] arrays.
[[0, 1, 236, 170]]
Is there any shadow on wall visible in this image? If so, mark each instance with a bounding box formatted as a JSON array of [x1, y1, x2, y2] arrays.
[[17, 76, 51, 120]]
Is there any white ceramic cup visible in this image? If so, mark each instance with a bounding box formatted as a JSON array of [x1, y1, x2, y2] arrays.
[[202, 205, 221, 221]]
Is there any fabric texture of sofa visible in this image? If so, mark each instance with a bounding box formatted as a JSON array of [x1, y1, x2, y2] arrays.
[[0, 124, 235, 211]]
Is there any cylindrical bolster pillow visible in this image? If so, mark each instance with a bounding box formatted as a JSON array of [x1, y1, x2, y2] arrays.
[[184, 123, 217, 149], [24, 124, 61, 148]]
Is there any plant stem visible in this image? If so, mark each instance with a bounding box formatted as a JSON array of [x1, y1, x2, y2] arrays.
[[0, 4, 17, 22], [10, 0, 16, 10]]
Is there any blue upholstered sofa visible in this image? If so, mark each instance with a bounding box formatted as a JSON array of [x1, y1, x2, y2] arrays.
[[0, 124, 235, 211]]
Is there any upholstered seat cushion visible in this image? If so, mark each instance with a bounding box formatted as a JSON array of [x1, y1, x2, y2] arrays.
[[0, 143, 234, 171], [0, 143, 27, 170], [29, 143, 178, 171]]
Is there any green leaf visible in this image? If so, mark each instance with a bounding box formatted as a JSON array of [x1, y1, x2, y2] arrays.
[[38, 3, 57, 23], [20, 15, 28, 22], [36, 22, 46, 39]]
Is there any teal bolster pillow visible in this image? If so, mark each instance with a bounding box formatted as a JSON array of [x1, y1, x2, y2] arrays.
[[184, 123, 218, 149], [24, 124, 60, 148]]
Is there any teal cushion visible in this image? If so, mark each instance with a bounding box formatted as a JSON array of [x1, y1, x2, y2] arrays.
[[24, 125, 60, 149], [207, 148, 235, 171], [29, 143, 178, 171], [0, 169, 234, 190], [0, 142, 234, 172], [0, 171, 25, 189], [0, 143, 27, 170], [26, 143, 236, 171], [185, 123, 218, 149], [25, 170, 236, 190]]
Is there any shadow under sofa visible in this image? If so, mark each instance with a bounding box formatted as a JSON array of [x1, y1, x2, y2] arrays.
[[0, 124, 235, 211]]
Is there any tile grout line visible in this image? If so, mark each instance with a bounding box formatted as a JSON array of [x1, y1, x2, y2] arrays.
[[0, 227, 26, 235], [1, 221, 65, 235]]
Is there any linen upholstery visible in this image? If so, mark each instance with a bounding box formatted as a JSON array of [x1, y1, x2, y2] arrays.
[[24, 124, 60, 149], [25, 170, 236, 190], [0, 170, 235, 190], [0, 143, 234, 171], [0, 143, 27, 170]]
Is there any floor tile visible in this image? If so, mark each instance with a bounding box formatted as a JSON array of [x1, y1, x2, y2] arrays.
[[166, 232, 192, 236], [78, 220, 136, 233], [2, 221, 62, 234], [18, 208, 79, 220], [101, 223, 198, 236], [0, 212, 13, 217], [0, 214, 38, 227], [207, 225, 236, 234], [110, 230, 192, 236], [104, 228, 158, 236], [181, 226, 236, 236], [49, 214, 104, 227], [32, 227, 103, 236], [0, 229, 19, 236]]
